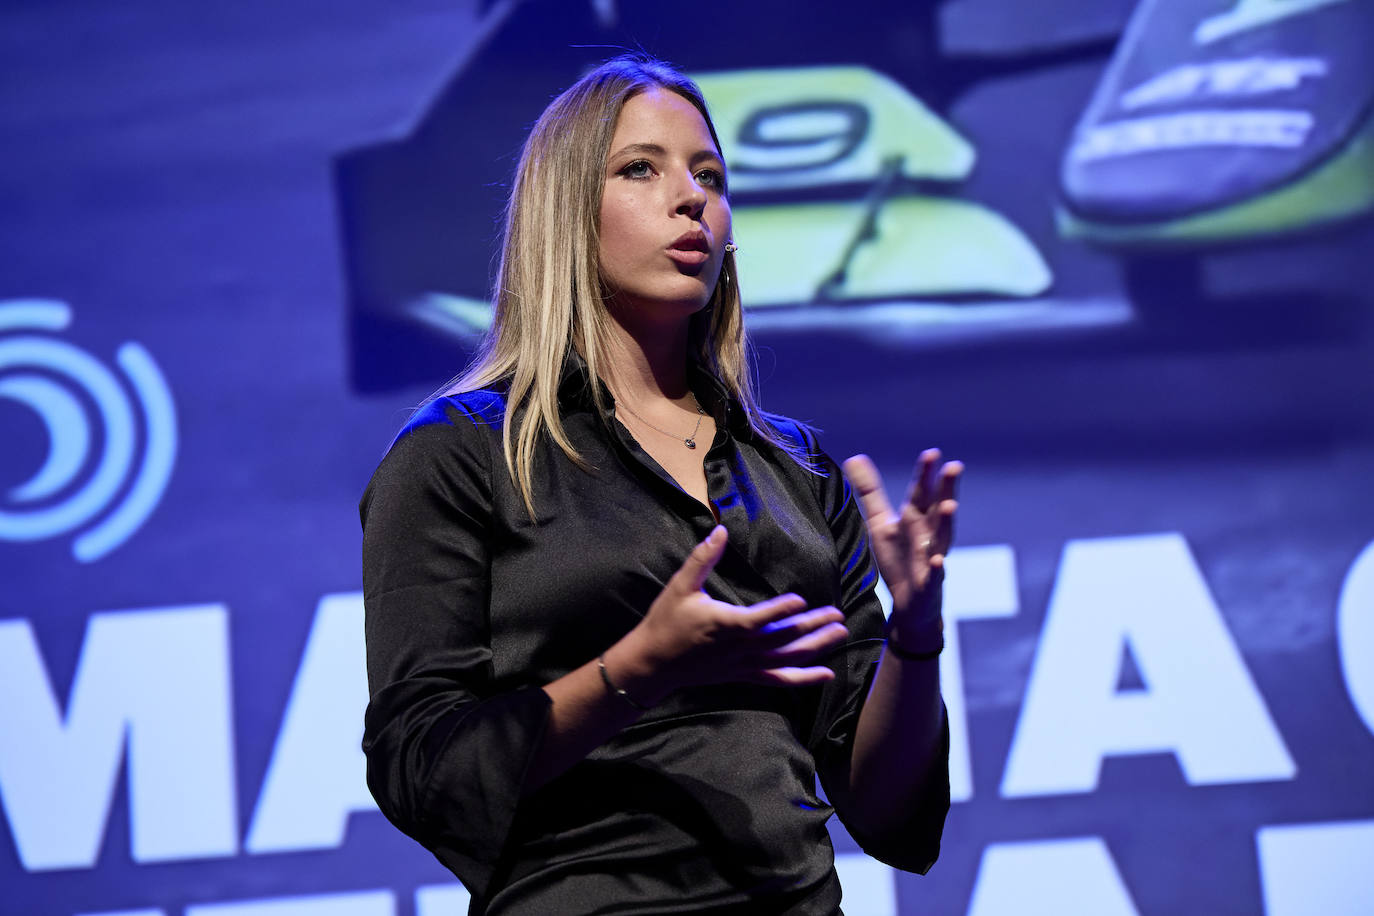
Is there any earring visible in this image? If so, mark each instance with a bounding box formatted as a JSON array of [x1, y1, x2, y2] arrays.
[[724, 240, 739, 253]]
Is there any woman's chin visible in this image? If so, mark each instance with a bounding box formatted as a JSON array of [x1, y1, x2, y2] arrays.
[[608, 287, 715, 325]]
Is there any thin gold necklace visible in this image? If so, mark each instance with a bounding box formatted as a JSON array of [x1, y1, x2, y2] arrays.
[[616, 392, 706, 450]]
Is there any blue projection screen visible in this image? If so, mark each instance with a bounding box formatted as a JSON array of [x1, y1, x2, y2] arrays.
[[3, 0, 1373, 914]]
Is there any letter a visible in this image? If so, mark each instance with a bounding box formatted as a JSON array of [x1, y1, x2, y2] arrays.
[[1002, 533, 1294, 797]]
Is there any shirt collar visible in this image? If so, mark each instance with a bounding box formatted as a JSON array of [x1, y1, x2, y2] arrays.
[[556, 348, 751, 436], [556, 348, 601, 408]]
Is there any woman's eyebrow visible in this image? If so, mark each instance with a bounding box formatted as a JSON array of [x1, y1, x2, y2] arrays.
[[609, 142, 666, 160], [608, 142, 724, 164]]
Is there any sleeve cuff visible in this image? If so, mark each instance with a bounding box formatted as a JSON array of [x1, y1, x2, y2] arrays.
[[369, 686, 553, 899]]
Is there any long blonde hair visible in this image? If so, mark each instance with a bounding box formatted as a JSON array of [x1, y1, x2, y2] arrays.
[[445, 55, 811, 516]]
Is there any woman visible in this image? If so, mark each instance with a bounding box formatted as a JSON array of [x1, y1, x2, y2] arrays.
[[360, 54, 961, 915]]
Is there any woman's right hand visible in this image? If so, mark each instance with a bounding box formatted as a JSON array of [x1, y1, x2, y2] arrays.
[[607, 526, 849, 704]]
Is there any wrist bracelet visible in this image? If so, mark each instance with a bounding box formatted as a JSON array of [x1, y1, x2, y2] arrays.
[[884, 638, 944, 662], [598, 654, 650, 711]]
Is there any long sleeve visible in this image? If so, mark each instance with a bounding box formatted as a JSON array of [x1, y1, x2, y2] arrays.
[[360, 378, 950, 911], [792, 428, 952, 874], [359, 395, 551, 899]]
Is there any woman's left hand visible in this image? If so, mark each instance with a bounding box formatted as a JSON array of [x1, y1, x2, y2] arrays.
[[842, 450, 962, 649]]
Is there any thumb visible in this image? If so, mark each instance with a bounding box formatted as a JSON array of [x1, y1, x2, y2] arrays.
[[669, 526, 727, 595]]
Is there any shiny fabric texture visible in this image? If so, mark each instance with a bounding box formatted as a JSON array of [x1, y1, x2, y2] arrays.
[[359, 357, 950, 914]]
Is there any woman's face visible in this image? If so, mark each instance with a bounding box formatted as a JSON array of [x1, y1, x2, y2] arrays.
[[598, 87, 732, 326]]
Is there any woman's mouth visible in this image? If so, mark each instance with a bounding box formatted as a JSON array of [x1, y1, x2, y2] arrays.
[[667, 232, 710, 266]]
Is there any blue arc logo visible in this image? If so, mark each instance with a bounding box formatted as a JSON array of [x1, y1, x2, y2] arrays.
[[0, 299, 177, 562]]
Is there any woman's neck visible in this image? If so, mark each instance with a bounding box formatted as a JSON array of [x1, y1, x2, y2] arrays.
[[601, 313, 693, 404]]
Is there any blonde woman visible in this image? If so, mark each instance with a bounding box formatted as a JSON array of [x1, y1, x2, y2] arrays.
[[360, 55, 960, 915]]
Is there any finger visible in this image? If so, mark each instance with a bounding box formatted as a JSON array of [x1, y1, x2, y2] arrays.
[[905, 448, 941, 514], [741, 592, 810, 629], [749, 666, 837, 687], [843, 454, 895, 524], [763, 620, 849, 664], [936, 460, 963, 505], [669, 526, 728, 595], [932, 498, 958, 555], [757, 606, 845, 647]]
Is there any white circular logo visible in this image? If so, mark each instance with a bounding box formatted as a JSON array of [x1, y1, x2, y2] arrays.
[[0, 299, 177, 562]]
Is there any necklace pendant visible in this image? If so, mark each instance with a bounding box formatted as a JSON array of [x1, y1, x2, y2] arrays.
[[684, 438, 697, 449]]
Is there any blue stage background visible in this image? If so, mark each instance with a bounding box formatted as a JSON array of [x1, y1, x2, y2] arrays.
[[3, 1, 1373, 914]]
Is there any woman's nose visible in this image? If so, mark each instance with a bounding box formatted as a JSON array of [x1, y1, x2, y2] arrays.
[[674, 173, 708, 219]]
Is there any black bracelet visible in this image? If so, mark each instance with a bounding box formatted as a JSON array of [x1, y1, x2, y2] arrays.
[[885, 638, 944, 662], [598, 654, 650, 711]]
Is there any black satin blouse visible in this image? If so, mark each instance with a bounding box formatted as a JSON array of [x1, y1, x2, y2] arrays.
[[359, 357, 950, 915]]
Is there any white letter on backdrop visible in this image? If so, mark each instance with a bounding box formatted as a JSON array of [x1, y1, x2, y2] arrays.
[[187, 891, 394, 916], [967, 837, 1139, 916], [1002, 533, 1295, 796], [1258, 819, 1374, 915], [941, 544, 1020, 802], [0, 606, 237, 869], [246, 592, 377, 852], [1337, 541, 1374, 736], [416, 886, 472, 916]]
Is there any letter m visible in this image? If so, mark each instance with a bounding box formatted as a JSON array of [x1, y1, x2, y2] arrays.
[[0, 606, 237, 870]]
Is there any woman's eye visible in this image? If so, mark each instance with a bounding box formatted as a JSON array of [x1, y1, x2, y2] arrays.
[[696, 169, 726, 191], [620, 160, 654, 179]]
